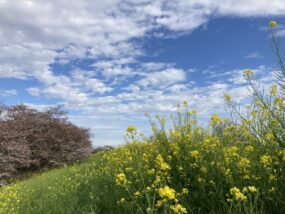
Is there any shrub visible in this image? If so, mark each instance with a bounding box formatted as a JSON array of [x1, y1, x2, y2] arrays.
[[0, 104, 92, 180]]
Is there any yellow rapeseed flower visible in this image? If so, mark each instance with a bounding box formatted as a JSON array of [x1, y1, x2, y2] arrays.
[[190, 150, 200, 159], [158, 186, 176, 200], [211, 114, 221, 126], [156, 200, 163, 208], [224, 94, 232, 102], [147, 168, 155, 175], [243, 69, 253, 78], [243, 186, 257, 193], [270, 84, 278, 96], [248, 186, 257, 193], [134, 191, 141, 197], [146, 207, 152, 213], [238, 158, 251, 170], [156, 154, 171, 171], [230, 187, 247, 202], [269, 20, 277, 28], [116, 173, 128, 187], [170, 203, 188, 214], [182, 188, 189, 195], [260, 155, 272, 167], [245, 145, 254, 153], [126, 125, 137, 133]]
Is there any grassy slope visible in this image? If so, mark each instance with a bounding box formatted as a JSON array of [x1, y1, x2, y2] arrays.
[[0, 153, 105, 214]]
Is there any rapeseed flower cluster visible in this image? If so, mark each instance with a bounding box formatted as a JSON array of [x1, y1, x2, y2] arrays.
[[155, 154, 171, 171], [170, 204, 187, 214], [116, 173, 128, 187], [158, 186, 176, 200], [229, 187, 247, 202]]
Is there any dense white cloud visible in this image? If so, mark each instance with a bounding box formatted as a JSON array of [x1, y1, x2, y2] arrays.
[[0, 0, 284, 145]]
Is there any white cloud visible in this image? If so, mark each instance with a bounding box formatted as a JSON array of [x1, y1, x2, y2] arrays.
[[0, 65, 28, 79], [216, 0, 285, 16], [0, 89, 17, 96], [26, 87, 40, 96], [277, 29, 285, 37], [246, 52, 263, 59], [166, 84, 190, 93], [24, 103, 55, 111], [71, 70, 113, 94], [136, 68, 186, 89]]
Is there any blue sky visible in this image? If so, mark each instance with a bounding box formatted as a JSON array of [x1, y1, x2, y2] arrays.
[[0, 0, 285, 146]]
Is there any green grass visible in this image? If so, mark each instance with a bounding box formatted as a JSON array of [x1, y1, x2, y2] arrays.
[[0, 152, 112, 214]]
